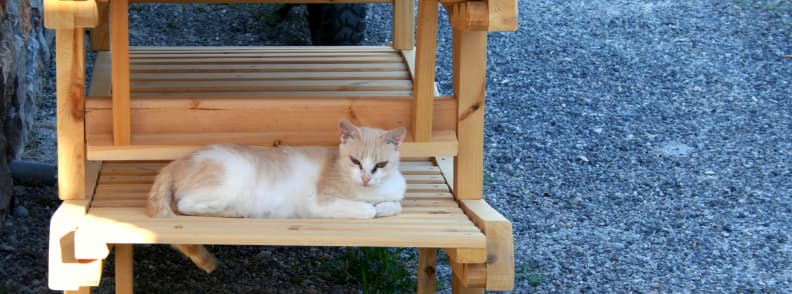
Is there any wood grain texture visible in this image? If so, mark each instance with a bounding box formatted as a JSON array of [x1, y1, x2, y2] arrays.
[[488, 0, 519, 32], [393, 0, 415, 49], [73, 161, 485, 254], [115, 244, 134, 294], [55, 28, 86, 200], [412, 0, 439, 142], [452, 30, 487, 200], [417, 248, 438, 294], [460, 200, 515, 290], [110, 0, 131, 145], [43, 0, 98, 29], [90, 1, 109, 51]]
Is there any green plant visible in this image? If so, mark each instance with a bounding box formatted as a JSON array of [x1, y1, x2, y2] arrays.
[[322, 247, 416, 293], [517, 260, 545, 287]]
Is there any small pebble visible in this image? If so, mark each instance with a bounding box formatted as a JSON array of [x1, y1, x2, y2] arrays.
[[14, 206, 29, 217]]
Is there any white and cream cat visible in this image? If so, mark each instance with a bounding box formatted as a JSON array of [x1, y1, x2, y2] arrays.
[[147, 120, 407, 272]]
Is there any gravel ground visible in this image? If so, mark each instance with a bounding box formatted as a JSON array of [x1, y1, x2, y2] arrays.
[[2, 1, 791, 293]]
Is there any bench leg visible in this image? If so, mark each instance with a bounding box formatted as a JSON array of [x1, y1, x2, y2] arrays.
[[65, 287, 91, 294], [452, 273, 484, 294], [417, 248, 437, 293], [114, 244, 133, 294]]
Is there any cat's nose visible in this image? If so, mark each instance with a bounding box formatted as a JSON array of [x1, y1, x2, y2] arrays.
[[361, 175, 371, 185]]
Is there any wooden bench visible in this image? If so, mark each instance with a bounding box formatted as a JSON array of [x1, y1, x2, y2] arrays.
[[43, 0, 518, 292]]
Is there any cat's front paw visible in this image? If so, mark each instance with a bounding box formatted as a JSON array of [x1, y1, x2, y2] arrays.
[[374, 201, 401, 218]]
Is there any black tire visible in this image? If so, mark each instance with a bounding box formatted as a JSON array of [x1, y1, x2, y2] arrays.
[[307, 4, 367, 45]]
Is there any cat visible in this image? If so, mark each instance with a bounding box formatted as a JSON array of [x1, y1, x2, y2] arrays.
[[146, 120, 408, 273]]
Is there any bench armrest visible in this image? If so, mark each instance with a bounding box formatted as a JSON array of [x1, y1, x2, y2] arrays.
[[44, 0, 99, 29]]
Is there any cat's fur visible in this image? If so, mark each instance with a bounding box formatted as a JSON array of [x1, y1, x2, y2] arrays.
[[147, 120, 407, 272]]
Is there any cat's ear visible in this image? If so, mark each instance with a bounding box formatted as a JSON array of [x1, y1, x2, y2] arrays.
[[384, 127, 407, 145], [339, 119, 361, 143]]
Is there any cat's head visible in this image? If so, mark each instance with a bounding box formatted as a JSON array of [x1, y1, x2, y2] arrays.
[[338, 119, 406, 187]]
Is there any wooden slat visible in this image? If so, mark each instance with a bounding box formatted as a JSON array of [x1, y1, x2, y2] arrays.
[[413, 0, 439, 141], [84, 97, 457, 149], [393, 0, 415, 50], [453, 30, 487, 200], [110, 0, 130, 145], [127, 0, 392, 4], [55, 28, 86, 200], [130, 63, 407, 73], [130, 71, 410, 81], [435, 156, 455, 191], [129, 52, 398, 58], [130, 56, 404, 64], [76, 205, 486, 248], [130, 45, 396, 52], [130, 80, 413, 93]]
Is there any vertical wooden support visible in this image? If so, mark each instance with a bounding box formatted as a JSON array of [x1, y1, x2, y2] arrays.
[[452, 29, 487, 200], [412, 0, 439, 142], [110, 0, 131, 145], [115, 244, 134, 294], [90, 1, 109, 51], [393, 0, 415, 49], [65, 287, 92, 294], [56, 28, 86, 200], [417, 248, 437, 293], [452, 274, 484, 294]]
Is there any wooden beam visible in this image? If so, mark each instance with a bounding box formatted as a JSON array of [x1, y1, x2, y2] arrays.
[[115, 244, 134, 294], [412, 0, 439, 141], [90, 1, 110, 51], [43, 0, 98, 29], [48, 201, 103, 290], [110, 0, 131, 145], [452, 30, 487, 200], [487, 0, 518, 32], [417, 248, 438, 294], [452, 270, 485, 294], [449, 258, 486, 289], [86, 133, 458, 161], [84, 96, 456, 146], [55, 28, 87, 201], [450, 1, 489, 31], [393, 0, 415, 50], [444, 247, 487, 263], [460, 200, 514, 291]]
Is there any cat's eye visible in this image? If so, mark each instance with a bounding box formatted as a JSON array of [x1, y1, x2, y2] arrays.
[[372, 161, 388, 173], [349, 156, 362, 168]]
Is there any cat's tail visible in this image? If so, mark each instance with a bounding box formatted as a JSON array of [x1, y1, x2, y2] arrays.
[[147, 164, 219, 273], [172, 244, 218, 273], [147, 164, 177, 217]]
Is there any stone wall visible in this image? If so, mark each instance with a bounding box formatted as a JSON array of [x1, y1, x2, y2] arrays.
[[0, 0, 52, 224]]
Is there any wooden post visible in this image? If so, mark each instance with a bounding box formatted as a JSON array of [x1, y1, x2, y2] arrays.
[[412, 0, 439, 142], [392, 0, 415, 49], [452, 273, 484, 294], [65, 287, 92, 294], [90, 1, 110, 51], [452, 29, 487, 200], [110, 0, 131, 145], [417, 248, 437, 293], [115, 244, 134, 294], [55, 28, 86, 200]]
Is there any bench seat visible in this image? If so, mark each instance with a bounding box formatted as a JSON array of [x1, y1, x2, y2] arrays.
[[72, 160, 487, 258]]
